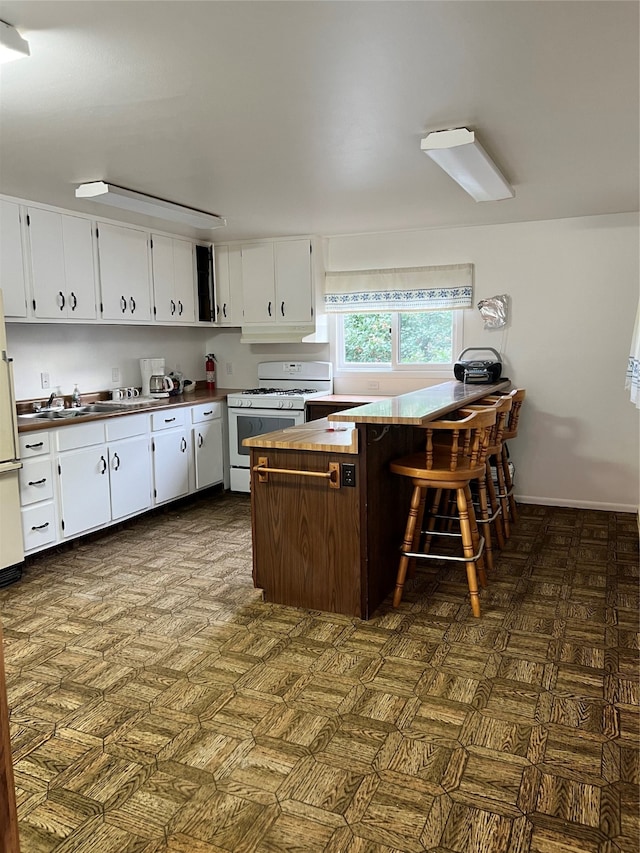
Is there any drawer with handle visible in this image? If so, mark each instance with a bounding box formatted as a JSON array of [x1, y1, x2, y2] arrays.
[[21, 502, 57, 551], [19, 431, 51, 458], [151, 409, 186, 432], [191, 402, 222, 424], [19, 458, 54, 505]]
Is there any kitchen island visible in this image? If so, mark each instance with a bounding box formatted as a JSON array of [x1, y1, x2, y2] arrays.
[[245, 380, 510, 618]]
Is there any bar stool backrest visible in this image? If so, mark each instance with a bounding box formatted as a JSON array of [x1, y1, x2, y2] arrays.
[[424, 407, 497, 473], [465, 395, 513, 451], [502, 388, 526, 439]]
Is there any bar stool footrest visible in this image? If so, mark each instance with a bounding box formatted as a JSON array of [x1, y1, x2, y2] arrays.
[[401, 536, 485, 564]]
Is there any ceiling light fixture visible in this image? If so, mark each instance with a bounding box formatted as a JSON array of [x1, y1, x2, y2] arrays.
[[0, 20, 30, 64], [420, 128, 514, 202], [75, 182, 226, 230]]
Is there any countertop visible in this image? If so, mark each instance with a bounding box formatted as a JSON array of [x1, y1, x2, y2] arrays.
[[243, 418, 358, 454], [328, 380, 511, 425], [307, 394, 391, 405], [16, 388, 243, 433]]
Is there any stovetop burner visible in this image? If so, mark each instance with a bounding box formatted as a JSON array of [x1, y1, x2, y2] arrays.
[[242, 387, 318, 396]]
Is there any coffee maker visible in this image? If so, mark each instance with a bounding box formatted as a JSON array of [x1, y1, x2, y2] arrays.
[[140, 357, 170, 398]]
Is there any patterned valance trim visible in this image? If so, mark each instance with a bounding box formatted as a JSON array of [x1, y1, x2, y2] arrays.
[[325, 287, 473, 313], [324, 263, 473, 313]]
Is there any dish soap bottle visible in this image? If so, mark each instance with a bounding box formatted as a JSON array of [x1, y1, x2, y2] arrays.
[[71, 384, 81, 407]]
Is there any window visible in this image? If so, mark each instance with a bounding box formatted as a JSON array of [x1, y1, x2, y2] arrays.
[[335, 309, 463, 371]]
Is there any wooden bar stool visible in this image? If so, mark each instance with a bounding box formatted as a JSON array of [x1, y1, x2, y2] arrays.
[[465, 394, 513, 548], [389, 406, 496, 617], [480, 388, 526, 529]]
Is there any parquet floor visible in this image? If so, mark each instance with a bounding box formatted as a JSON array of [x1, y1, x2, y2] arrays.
[[1, 494, 638, 853]]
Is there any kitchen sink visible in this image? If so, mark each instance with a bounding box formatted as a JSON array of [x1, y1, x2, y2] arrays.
[[20, 403, 130, 420]]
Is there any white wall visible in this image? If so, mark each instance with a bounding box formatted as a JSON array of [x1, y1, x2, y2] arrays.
[[324, 212, 640, 512], [7, 323, 213, 400], [204, 327, 329, 390]]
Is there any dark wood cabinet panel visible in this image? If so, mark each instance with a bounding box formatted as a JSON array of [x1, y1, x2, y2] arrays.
[[250, 449, 362, 616], [305, 401, 361, 421], [0, 623, 19, 853]]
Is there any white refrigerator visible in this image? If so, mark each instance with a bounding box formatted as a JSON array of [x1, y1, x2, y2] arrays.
[[0, 290, 24, 586]]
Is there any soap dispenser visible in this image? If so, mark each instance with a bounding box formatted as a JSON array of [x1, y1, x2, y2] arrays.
[[71, 384, 81, 407]]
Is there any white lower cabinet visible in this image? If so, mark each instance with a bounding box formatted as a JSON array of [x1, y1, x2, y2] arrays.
[[57, 415, 151, 540], [109, 437, 151, 520], [19, 431, 58, 553], [193, 420, 223, 490], [191, 402, 224, 490], [151, 410, 189, 504], [106, 415, 151, 520], [58, 444, 112, 538]]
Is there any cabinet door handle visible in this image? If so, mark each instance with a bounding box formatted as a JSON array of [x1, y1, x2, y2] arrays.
[[28, 478, 47, 486], [70, 292, 77, 310], [25, 442, 44, 449], [170, 299, 176, 315], [180, 437, 187, 452], [267, 301, 272, 317], [99, 455, 107, 474], [120, 295, 127, 313], [164, 417, 175, 423], [281, 301, 285, 317], [222, 303, 227, 318], [203, 410, 213, 416], [197, 433, 203, 448], [178, 301, 183, 315], [31, 522, 50, 530], [58, 291, 65, 310], [130, 296, 136, 313], [112, 452, 120, 471]]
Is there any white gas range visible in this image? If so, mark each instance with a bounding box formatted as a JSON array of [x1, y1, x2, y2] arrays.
[[227, 361, 333, 492]]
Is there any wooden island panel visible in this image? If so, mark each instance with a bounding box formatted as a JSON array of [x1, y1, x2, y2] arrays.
[[251, 448, 362, 616]]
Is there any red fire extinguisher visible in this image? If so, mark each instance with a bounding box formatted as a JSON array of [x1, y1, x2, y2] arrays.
[[205, 353, 216, 391]]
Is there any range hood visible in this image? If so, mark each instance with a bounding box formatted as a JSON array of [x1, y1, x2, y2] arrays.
[[240, 320, 328, 345]]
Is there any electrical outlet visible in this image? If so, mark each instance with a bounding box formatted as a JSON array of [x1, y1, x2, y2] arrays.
[[366, 380, 379, 390], [226, 362, 233, 375], [41, 372, 50, 390], [341, 463, 356, 487], [112, 367, 120, 384]]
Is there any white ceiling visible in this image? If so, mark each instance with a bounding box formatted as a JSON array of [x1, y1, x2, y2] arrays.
[[0, 1, 638, 242]]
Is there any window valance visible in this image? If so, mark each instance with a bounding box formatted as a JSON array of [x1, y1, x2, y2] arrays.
[[324, 263, 473, 313]]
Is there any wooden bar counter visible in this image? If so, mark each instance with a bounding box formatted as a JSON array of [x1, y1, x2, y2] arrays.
[[245, 380, 509, 619]]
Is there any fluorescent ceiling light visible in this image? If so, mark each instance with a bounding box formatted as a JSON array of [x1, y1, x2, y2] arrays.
[[0, 20, 30, 63], [421, 128, 514, 202], [75, 182, 226, 230]]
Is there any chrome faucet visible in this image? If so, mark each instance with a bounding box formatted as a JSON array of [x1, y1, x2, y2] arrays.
[[33, 392, 56, 412]]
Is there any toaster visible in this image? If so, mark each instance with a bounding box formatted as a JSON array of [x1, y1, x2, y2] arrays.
[[454, 347, 503, 384]]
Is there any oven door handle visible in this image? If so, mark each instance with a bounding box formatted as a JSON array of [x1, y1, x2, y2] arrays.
[[253, 457, 340, 488]]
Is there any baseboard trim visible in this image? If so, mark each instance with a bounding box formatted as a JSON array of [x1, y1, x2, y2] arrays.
[[516, 495, 638, 514]]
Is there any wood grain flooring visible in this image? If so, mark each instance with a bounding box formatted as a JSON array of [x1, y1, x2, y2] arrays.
[[1, 494, 638, 852]]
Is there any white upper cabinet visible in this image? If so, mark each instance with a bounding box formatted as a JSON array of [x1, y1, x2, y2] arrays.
[[241, 238, 312, 326], [151, 234, 196, 323], [27, 208, 96, 320], [97, 222, 152, 321], [274, 239, 313, 324], [213, 244, 242, 326], [0, 200, 28, 318]]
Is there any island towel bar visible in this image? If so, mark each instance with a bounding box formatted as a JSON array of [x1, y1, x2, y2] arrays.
[[254, 457, 340, 488]]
